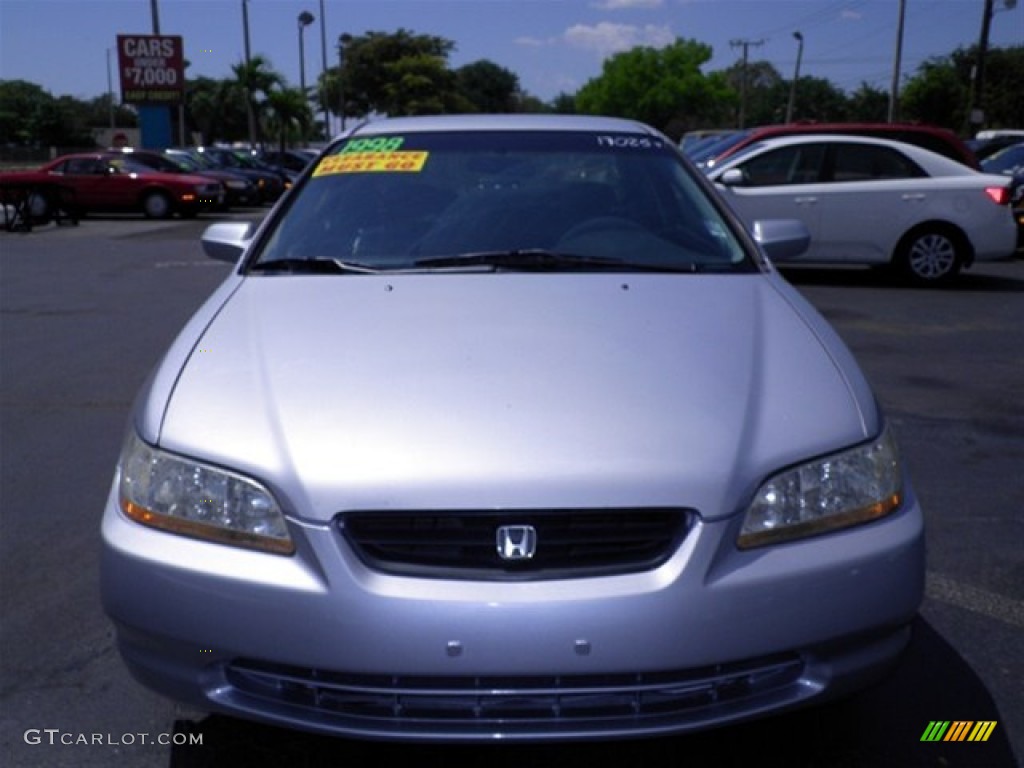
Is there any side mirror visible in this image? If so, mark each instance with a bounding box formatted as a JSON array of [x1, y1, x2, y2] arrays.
[[202, 220, 258, 263], [751, 219, 810, 261], [718, 168, 745, 187]]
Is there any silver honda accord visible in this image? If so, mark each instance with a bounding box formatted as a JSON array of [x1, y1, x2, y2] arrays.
[[101, 114, 924, 742]]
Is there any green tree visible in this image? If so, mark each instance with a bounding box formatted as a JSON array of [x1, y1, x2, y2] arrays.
[[783, 76, 849, 123], [232, 54, 285, 146], [264, 87, 315, 150], [575, 39, 733, 138], [900, 56, 967, 130], [186, 76, 246, 144], [979, 46, 1024, 129], [899, 45, 1023, 133], [549, 92, 578, 115], [1, 80, 65, 146], [455, 60, 520, 113], [324, 29, 459, 120], [846, 83, 889, 122], [380, 54, 463, 116], [720, 60, 782, 126]]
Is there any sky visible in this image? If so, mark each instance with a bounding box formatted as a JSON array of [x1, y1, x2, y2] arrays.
[[0, 0, 1021, 106]]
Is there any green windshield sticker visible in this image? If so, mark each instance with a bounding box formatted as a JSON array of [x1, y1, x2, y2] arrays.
[[314, 151, 428, 176], [340, 137, 405, 154]]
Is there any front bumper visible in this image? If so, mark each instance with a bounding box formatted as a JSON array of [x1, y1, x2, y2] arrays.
[[101, 483, 925, 742]]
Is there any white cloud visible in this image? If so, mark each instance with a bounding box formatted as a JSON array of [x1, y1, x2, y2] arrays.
[[514, 36, 549, 48], [564, 22, 675, 56], [592, 0, 665, 10]]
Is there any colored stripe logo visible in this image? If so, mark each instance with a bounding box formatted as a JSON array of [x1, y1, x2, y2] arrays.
[[921, 721, 997, 742]]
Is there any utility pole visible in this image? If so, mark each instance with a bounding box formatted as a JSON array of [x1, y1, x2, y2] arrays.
[[337, 34, 352, 132], [730, 39, 764, 129], [887, 0, 906, 123], [968, 0, 997, 134], [319, 0, 330, 139], [241, 0, 256, 147], [106, 49, 116, 131], [785, 31, 804, 123]]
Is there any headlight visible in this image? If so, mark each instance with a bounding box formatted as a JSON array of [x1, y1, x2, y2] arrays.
[[225, 179, 249, 190], [118, 432, 294, 555], [738, 426, 902, 549]]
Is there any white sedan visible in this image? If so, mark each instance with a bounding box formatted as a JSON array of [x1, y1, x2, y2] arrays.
[[708, 134, 1017, 283]]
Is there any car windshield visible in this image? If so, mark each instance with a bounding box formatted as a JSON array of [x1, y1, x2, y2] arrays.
[[166, 153, 202, 172], [253, 130, 750, 274], [130, 153, 183, 173], [109, 157, 159, 174], [981, 143, 1024, 175], [691, 130, 753, 167], [174, 151, 215, 170]]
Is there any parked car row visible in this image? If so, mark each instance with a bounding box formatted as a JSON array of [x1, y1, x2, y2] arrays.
[[0, 145, 318, 222], [685, 125, 1018, 284]]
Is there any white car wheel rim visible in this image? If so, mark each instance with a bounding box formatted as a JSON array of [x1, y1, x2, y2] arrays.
[[908, 233, 955, 279]]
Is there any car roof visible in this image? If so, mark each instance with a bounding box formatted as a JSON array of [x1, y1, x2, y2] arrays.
[[708, 121, 979, 169], [344, 113, 660, 136], [711, 133, 972, 175]]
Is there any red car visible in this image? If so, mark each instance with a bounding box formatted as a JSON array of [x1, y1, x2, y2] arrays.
[[0, 152, 225, 220]]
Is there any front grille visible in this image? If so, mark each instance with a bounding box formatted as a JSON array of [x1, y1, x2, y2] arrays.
[[339, 508, 693, 580], [223, 654, 804, 738]]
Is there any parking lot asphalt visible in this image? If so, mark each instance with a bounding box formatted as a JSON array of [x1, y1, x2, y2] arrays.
[[1, 214, 1022, 767]]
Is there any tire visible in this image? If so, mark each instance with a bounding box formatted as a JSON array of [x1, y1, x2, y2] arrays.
[[27, 192, 51, 223], [896, 226, 965, 286], [142, 191, 173, 219]]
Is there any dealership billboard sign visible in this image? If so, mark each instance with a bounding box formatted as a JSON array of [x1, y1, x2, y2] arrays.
[[117, 34, 185, 104]]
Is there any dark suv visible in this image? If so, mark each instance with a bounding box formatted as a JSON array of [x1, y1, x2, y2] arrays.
[[695, 122, 979, 171]]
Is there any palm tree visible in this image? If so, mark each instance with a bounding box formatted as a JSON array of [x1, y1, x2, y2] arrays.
[[187, 77, 246, 144], [264, 87, 314, 151], [231, 54, 285, 147]]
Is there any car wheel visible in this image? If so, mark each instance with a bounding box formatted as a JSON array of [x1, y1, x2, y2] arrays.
[[896, 226, 965, 285], [27, 192, 51, 223], [142, 191, 173, 219]]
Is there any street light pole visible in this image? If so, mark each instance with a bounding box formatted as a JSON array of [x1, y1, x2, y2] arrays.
[[242, 0, 256, 146], [785, 31, 803, 123], [106, 49, 116, 131], [887, 0, 906, 123], [337, 34, 352, 132], [319, 0, 329, 139], [337, 36, 345, 133], [298, 11, 314, 95]]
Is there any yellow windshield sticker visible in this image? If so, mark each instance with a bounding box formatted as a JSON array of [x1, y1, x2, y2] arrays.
[[314, 151, 428, 176]]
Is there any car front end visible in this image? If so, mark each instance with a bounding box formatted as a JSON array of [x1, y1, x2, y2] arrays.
[[167, 176, 225, 215], [101, 115, 924, 742]]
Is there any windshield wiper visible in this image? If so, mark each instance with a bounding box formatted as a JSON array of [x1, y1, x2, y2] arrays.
[[414, 249, 709, 273], [413, 249, 634, 272], [248, 258, 379, 275]]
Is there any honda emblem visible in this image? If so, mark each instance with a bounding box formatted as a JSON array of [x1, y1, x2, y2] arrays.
[[496, 525, 537, 561]]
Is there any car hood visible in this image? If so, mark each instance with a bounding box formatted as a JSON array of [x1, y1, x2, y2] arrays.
[[156, 273, 874, 522]]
